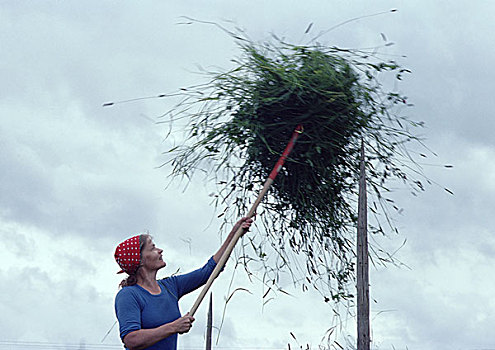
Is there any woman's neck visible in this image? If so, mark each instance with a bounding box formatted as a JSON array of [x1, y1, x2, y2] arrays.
[[136, 270, 160, 294]]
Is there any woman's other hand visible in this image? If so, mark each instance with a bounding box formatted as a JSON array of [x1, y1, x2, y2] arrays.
[[173, 313, 195, 334]]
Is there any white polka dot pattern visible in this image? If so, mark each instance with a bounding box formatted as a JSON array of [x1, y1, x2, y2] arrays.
[[114, 235, 141, 274]]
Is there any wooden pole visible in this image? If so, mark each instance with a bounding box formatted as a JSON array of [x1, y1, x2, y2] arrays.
[[188, 178, 271, 317], [189, 125, 303, 316], [206, 293, 213, 350], [357, 140, 370, 350]]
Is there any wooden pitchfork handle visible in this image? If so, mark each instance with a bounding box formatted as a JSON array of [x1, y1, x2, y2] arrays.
[[189, 125, 303, 316]]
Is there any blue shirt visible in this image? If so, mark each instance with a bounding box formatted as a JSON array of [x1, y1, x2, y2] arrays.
[[115, 257, 218, 350]]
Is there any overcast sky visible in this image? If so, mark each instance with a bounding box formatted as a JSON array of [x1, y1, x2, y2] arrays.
[[1, 1, 495, 350]]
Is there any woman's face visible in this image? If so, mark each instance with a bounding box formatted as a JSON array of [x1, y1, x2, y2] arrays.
[[141, 237, 166, 271]]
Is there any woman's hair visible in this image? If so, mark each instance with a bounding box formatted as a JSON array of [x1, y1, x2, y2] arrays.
[[119, 233, 151, 288]]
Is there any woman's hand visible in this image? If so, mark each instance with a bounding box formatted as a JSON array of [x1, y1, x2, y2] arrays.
[[230, 216, 254, 236], [173, 313, 195, 334], [213, 216, 254, 263]]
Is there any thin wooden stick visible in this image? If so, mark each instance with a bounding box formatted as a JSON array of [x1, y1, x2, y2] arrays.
[[206, 293, 212, 350], [189, 125, 303, 316]]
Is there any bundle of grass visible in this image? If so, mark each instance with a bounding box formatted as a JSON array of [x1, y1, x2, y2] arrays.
[[163, 37, 429, 302]]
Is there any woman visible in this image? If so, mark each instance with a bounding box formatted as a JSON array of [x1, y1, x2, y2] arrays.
[[114, 217, 253, 350]]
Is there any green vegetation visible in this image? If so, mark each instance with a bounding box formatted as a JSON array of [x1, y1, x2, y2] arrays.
[[163, 35, 426, 302]]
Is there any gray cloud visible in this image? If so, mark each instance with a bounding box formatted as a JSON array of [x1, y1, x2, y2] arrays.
[[2, 1, 495, 349]]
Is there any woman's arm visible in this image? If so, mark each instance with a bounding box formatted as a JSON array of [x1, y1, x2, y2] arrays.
[[123, 313, 195, 350], [169, 217, 253, 298], [213, 217, 253, 263]]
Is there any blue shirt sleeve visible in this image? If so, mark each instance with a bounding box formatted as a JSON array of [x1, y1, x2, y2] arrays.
[[166, 256, 218, 299], [115, 288, 142, 340]]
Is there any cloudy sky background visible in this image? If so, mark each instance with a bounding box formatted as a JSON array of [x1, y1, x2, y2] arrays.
[[1, 1, 494, 349]]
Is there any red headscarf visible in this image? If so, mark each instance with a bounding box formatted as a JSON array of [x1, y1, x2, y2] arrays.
[[114, 235, 141, 274]]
